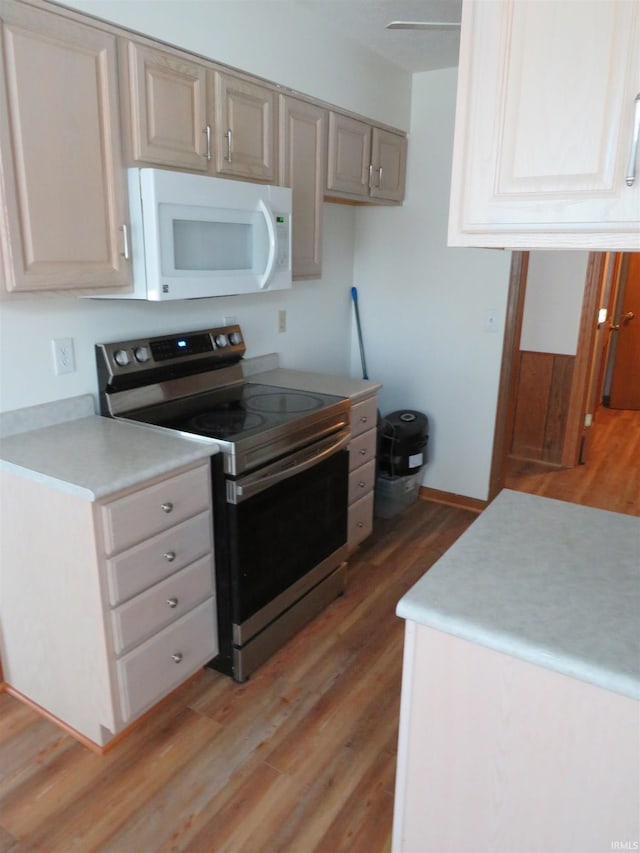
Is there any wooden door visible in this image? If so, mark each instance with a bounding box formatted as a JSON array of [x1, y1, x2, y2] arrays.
[[326, 112, 370, 198], [214, 72, 277, 182], [609, 253, 640, 409], [370, 127, 406, 202], [122, 41, 209, 171], [0, 1, 131, 293], [279, 95, 326, 280]]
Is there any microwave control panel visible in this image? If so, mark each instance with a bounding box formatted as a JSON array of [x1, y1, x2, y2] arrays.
[[275, 215, 290, 269]]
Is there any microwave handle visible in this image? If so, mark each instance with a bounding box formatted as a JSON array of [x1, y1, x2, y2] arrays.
[[258, 199, 277, 289]]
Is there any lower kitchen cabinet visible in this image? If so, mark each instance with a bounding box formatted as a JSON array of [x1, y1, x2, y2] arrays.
[[347, 392, 378, 553], [0, 460, 217, 748]]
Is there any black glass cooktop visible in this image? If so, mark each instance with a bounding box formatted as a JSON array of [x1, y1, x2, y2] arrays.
[[125, 383, 346, 442]]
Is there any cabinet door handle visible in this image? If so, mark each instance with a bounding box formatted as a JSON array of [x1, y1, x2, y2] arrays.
[[164, 550, 176, 562], [368, 163, 373, 188], [625, 93, 640, 187], [120, 224, 130, 260], [225, 129, 232, 163], [171, 652, 183, 663], [204, 125, 212, 161], [161, 502, 173, 513], [377, 166, 383, 187], [167, 597, 178, 608]]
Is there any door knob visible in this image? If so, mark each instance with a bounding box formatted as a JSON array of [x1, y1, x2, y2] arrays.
[[610, 311, 635, 330]]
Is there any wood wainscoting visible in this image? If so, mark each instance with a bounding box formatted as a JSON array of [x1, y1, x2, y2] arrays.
[[510, 350, 575, 465]]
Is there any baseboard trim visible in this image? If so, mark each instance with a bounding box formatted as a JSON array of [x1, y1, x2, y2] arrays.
[[418, 486, 487, 514], [3, 670, 204, 754], [508, 454, 565, 470]]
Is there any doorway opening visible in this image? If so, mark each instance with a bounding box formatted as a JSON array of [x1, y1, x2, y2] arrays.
[[490, 251, 639, 516]]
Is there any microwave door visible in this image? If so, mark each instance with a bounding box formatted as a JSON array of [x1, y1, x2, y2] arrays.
[[257, 199, 277, 289]]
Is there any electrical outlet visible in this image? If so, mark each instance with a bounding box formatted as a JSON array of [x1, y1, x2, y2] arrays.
[[52, 338, 75, 375], [278, 309, 287, 333]]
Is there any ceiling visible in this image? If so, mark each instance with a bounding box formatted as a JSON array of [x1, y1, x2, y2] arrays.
[[297, 0, 462, 73]]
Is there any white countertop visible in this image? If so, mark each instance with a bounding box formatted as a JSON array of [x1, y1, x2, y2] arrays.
[[0, 364, 380, 501], [249, 368, 382, 402], [397, 489, 640, 699], [0, 415, 217, 501]]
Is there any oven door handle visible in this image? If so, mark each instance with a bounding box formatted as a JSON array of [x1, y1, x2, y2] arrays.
[[230, 429, 351, 503]]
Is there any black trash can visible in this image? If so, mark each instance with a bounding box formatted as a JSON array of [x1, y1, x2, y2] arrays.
[[374, 410, 429, 519], [378, 410, 429, 477]]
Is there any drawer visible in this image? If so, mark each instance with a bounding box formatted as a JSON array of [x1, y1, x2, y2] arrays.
[[351, 395, 377, 439], [116, 598, 217, 723], [101, 464, 211, 555], [349, 427, 377, 472], [348, 491, 374, 552], [105, 511, 213, 605], [111, 555, 215, 655], [348, 460, 376, 505]]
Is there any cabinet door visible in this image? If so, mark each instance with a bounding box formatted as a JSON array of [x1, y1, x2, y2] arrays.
[[214, 72, 277, 182], [279, 95, 326, 279], [370, 127, 407, 202], [449, 0, 640, 250], [122, 41, 209, 171], [0, 1, 131, 293], [326, 112, 371, 198]]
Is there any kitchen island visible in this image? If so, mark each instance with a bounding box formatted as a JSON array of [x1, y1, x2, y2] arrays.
[[392, 489, 640, 853]]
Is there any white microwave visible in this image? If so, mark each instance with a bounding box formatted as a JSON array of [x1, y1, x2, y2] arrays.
[[111, 168, 292, 300]]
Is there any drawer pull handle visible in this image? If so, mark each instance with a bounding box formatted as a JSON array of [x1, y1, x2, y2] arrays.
[[167, 597, 178, 608], [356, 521, 365, 528], [164, 550, 176, 562], [360, 416, 368, 423], [359, 481, 366, 488], [171, 652, 183, 663], [161, 502, 174, 513], [359, 448, 367, 456]]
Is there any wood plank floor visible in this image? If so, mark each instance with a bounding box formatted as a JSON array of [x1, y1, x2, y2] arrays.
[[505, 405, 640, 516], [2, 406, 635, 851], [0, 500, 476, 853]]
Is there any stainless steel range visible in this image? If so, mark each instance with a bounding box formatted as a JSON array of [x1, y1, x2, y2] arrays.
[[96, 324, 351, 681]]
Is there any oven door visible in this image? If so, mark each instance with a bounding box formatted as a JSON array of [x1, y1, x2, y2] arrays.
[[219, 428, 350, 678]]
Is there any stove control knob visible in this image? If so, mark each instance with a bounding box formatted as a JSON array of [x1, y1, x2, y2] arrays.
[[229, 331, 243, 345], [113, 349, 130, 367], [134, 345, 150, 363], [215, 334, 229, 347]]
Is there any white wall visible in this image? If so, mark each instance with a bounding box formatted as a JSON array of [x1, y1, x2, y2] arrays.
[[59, 0, 412, 130], [352, 68, 513, 501], [520, 252, 588, 355], [0, 204, 356, 411]]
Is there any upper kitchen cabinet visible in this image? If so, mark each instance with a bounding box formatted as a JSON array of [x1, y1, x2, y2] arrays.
[[279, 95, 327, 280], [214, 72, 278, 183], [448, 0, 640, 251], [326, 112, 407, 204], [0, 1, 131, 294], [120, 40, 210, 171]]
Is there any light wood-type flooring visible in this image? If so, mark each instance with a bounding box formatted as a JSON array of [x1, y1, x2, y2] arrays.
[[0, 500, 475, 853], [2, 407, 636, 851], [505, 405, 640, 516]]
